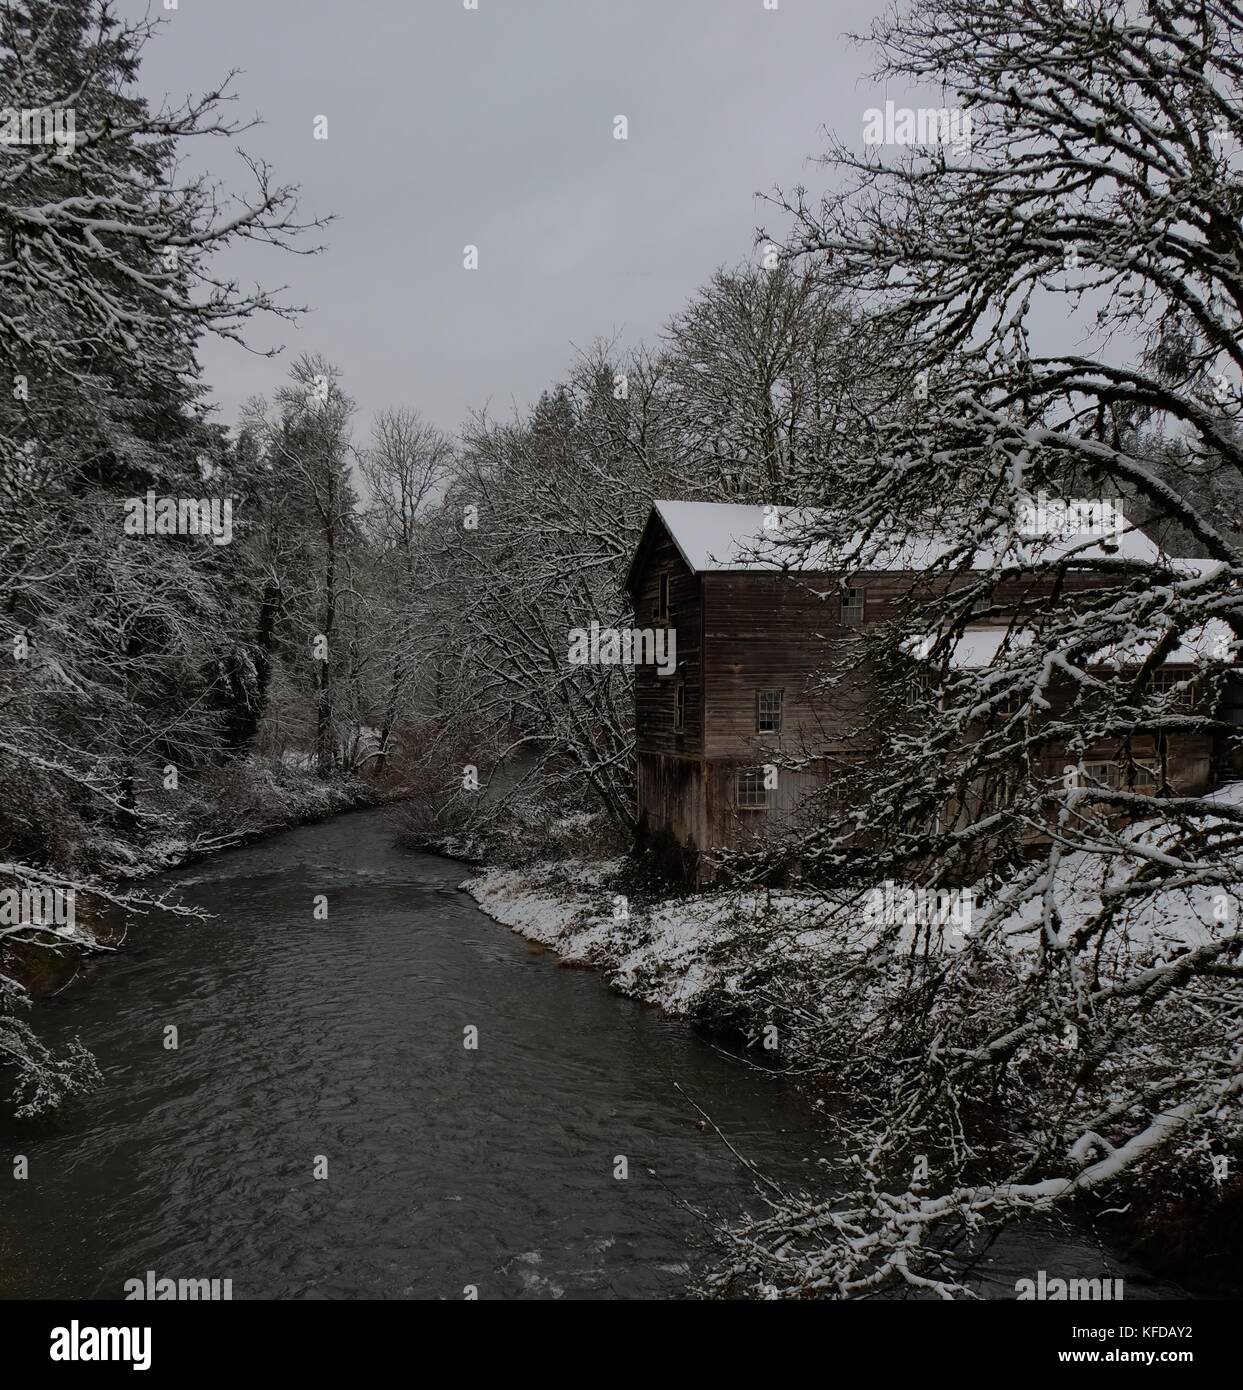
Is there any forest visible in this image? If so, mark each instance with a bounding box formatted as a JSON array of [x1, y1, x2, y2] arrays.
[[2, 0, 1241, 1301]]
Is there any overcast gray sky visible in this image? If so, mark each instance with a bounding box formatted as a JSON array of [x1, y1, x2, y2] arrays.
[[127, 0, 889, 441]]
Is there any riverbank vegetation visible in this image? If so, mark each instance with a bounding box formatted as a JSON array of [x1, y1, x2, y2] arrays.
[[465, 818, 1243, 1298], [0, 3, 406, 1112], [446, 0, 1243, 1298], [2, 0, 1240, 1301]]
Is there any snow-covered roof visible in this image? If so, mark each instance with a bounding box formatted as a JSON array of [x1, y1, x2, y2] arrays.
[[649, 501, 937, 572], [911, 620, 1233, 670], [640, 502, 785, 573], [907, 627, 1033, 668], [643, 500, 1204, 577], [1091, 618, 1235, 670]]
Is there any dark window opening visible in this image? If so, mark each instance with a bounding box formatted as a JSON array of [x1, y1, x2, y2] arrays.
[[841, 586, 864, 626], [756, 689, 783, 733]]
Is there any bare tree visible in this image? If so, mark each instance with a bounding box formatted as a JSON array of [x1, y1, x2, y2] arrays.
[[248, 357, 359, 779], [360, 408, 453, 776], [711, 0, 1243, 1297], [663, 263, 872, 495], [0, 1, 321, 1113]]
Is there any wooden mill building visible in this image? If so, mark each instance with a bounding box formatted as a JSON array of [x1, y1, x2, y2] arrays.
[[624, 500, 1237, 883]]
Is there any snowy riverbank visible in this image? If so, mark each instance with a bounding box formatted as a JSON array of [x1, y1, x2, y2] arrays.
[[463, 847, 1243, 1300], [462, 825, 1239, 1060], [462, 859, 862, 1056], [4, 762, 395, 997]]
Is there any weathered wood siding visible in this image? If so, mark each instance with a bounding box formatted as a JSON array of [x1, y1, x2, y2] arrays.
[[1031, 735, 1214, 796], [699, 570, 939, 760], [703, 761, 830, 850], [632, 532, 703, 757], [636, 751, 705, 850], [629, 511, 1230, 882]]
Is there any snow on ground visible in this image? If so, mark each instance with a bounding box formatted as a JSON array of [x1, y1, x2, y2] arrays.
[[465, 859, 615, 953], [992, 779, 1243, 954], [465, 861, 872, 1018], [464, 788, 1243, 1020]]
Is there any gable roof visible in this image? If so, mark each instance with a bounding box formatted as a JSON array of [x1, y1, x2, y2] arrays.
[[625, 500, 1208, 593]]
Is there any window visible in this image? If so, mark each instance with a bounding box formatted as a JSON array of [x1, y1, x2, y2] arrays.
[[674, 681, 686, 732], [841, 586, 864, 626], [736, 767, 769, 809], [1150, 668, 1195, 708], [997, 689, 1023, 716], [655, 572, 670, 622], [756, 689, 783, 733], [1079, 761, 1157, 793], [1081, 761, 1121, 790], [983, 765, 1021, 811]]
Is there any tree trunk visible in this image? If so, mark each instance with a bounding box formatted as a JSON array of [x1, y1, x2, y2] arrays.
[[316, 519, 336, 779]]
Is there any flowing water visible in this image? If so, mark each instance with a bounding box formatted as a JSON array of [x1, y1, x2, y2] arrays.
[[0, 807, 1185, 1300]]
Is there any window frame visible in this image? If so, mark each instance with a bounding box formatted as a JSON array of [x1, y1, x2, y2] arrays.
[[655, 571, 670, 623], [755, 688, 783, 734], [1150, 667, 1195, 708], [673, 680, 686, 733], [1129, 762, 1158, 791], [840, 585, 864, 627], [1080, 760, 1121, 790], [1079, 760, 1158, 793], [996, 688, 1023, 717], [736, 766, 769, 810]]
